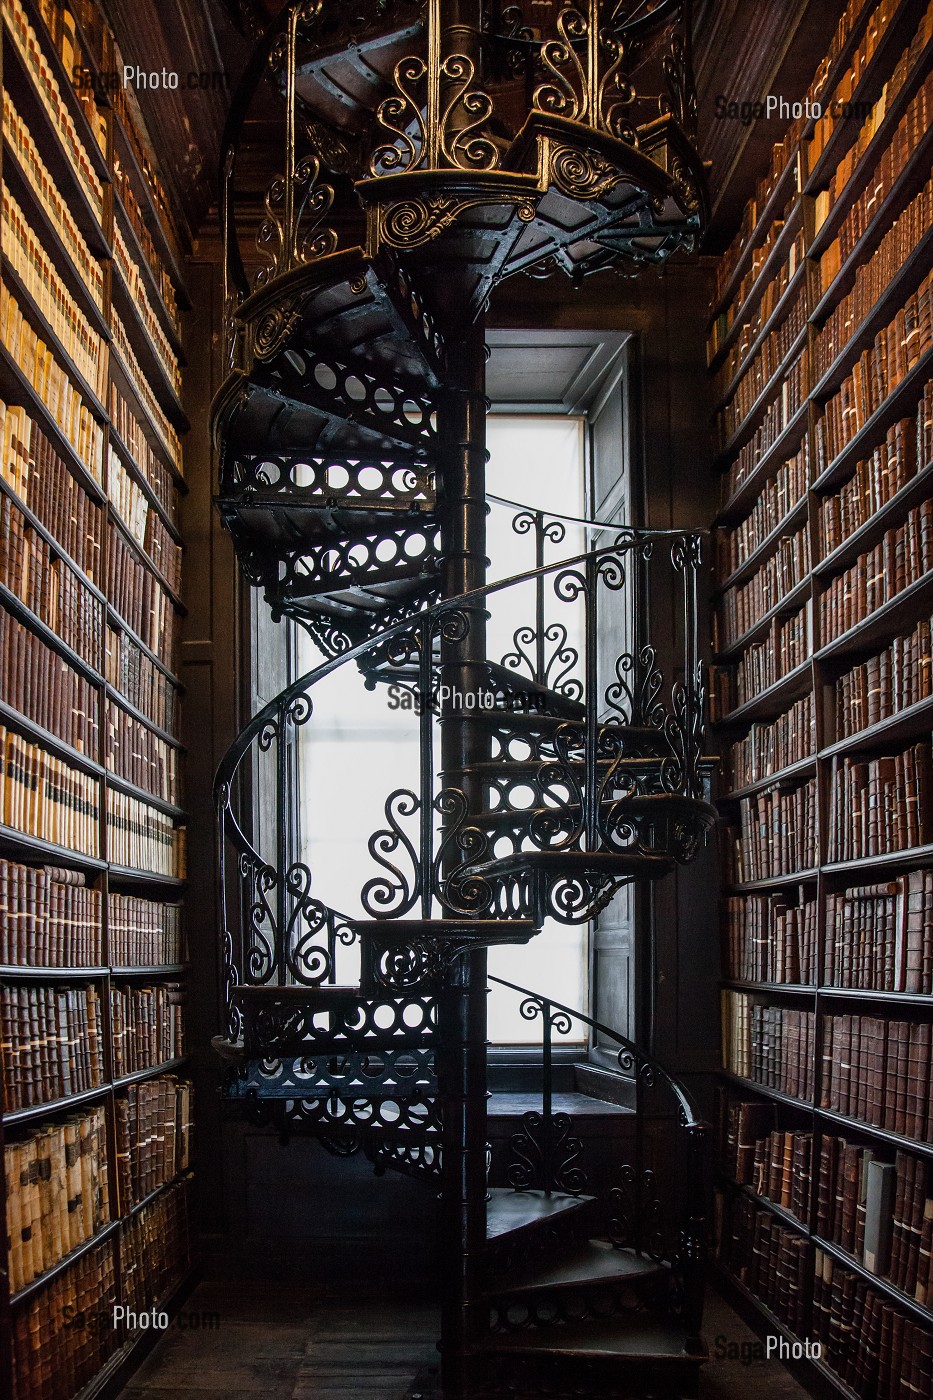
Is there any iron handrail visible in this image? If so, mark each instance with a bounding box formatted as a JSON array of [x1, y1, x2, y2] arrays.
[[213, 527, 703, 796], [488, 973, 701, 1129]]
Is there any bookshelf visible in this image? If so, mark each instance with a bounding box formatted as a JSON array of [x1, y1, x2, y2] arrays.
[[0, 1, 193, 1397], [710, 0, 933, 1392]]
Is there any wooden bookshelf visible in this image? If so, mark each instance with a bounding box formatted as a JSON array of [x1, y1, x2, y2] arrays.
[[0, 0, 194, 1395], [710, 0, 933, 1393]]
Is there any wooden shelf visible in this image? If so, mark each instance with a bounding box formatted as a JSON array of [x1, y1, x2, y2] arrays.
[[0, 22, 109, 256], [814, 459, 933, 578], [0, 475, 106, 606], [106, 607, 181, 690], [107, 425, 183, 544], [2, 133, 109, 341], [715, 324, 808, 461], [112, 193, 185, 358], [109, 271, 186, 429], [722, 870, 820, 895], [716, 402, 810, 525], [709, 218, 805, 388], [713, 574, 810, 662], [0, 965, 108, 980], [810, 222, 933, 402], [0, 822, 104, 873], [822, 841, 933, 878], [820, 693, 933, 760], [106, 769, 184, 821], [3, 1083, 110, 1127], [0, 578, 103, 683], [712, 658, 813, 730], [0, 345, 106, 506], [813, 345, 933, 494], [109, 347, 187, 487], [109, 511, 185, 613], [111, 1056, 189, 1089], [715, 756, 817, 803], [717, 1173, 808, 1234], [709, 155, 799, 325], [106, 867, 185, 891], [4, 264, 108, 426], [105, 686, 182, 752], [713, 494, 809, 594], [814, 563, 933, 663], [803, 0, 923, 197], [9, 1220, 120, 1308]]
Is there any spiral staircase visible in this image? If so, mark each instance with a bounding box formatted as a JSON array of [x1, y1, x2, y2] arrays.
[[211, 2, 715, 1396]]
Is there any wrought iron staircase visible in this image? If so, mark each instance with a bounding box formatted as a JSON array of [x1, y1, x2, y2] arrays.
[[212, 3, 714, 1396]]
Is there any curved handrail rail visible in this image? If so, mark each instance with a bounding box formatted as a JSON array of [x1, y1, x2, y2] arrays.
[[488, 973, 702, 1129], [214, 526, 703, 795], [485, 493, 711, 534]]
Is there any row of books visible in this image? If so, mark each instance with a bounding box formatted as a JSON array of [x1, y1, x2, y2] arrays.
[[109, 893, 183, 968], [825, 741, 933, 862], [716, 283, 808, 441], [5, 1104, 109, 1294], [0, 490, 104, 669], [713, 524, 810, 651], [726, 777, 818, 883], [0, 604, 100, 756], [711, 168, 799, 317], [10, 1233, 116, 1400], [9, 1174, 192, 1400], [805, 0, 901, 169], [822, 1013, 933, 1141], [33, 0, 106, 154], [715, 439, 810, 577], [816, 176, 933, 378], [818, 499, 933, 645], [114, 1074, 191, 1209], [812, 28, 933, 233], [825, 872, 933, 992], [3, 0, 104, 222], [820, 62, 933, 284], [2, 401, 103, 587], [0, 286, 105, 485], [107, 519, 177, 668], [105, 787, 183, 877], [806, 0, 872, 111], [105, 624, 178, 735], [105, 701, 178, 806], [107, 447, 182, 595], [720, 991, 816, 1099], [722, 891, 819, 985], [0, 983, 104, 1111], [719, 344, 809, 459], [719, 1193, 809, 1334], [2, 92, 103, 311], [120, 1171, 193, 1317], [1, 188, 107, 400], [1, 727, 100, 857], [721, 692, 814, 790], [108, 382, 179, 523], [111, 311, 181, 474], [815, 266, 933, 474], [818, 402, 929, 561], [709, 606, 809, 720], [0, 860, 101, 967], [829, 610, 930, 744], [820, 1141, 933, 1301], [708, 227, 805, 375], [112, 223, 182, 395], [813, 1248, 933, 1398], [723, 1099, 812, 1222], [110, 982, 185, 1078], [112, 171, 182, 341]]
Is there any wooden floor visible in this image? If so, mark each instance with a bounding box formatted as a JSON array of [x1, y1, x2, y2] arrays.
[[115, 1280, 813, 1400]]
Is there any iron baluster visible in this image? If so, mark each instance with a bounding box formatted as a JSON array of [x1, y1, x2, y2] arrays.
[[275, 699, 288, 986], [541, 996, 553, 1196], [534, 509, 546, 685], [420, 611, 435, 918], [584, 550, 598, 853]]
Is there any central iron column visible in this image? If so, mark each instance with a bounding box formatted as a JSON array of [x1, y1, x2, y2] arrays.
[[436, 311, 488, 1398]]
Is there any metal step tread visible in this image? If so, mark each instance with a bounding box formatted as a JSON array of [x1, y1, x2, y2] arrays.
[[486, 1239, 665, 1299], [479, 1316, 708, 1361], [350, 919, 538, 937], [486, 1188, 595, 1242], [472, 850, 675, 878], [487, 1092, 632, 1119]]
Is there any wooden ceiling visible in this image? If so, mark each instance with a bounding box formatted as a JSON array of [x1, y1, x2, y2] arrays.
[[104, 0, 846, 255]]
